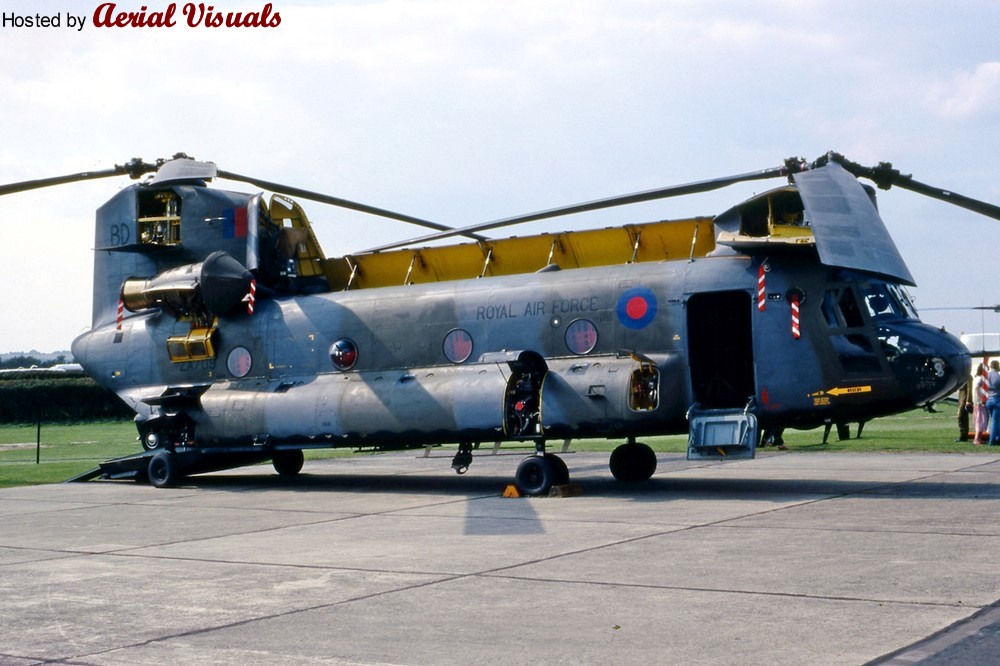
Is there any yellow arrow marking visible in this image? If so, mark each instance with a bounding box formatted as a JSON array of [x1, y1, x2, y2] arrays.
[[825, 386, 873, 397]]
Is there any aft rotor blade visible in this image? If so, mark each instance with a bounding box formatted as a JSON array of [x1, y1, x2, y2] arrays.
[[0, 159, 157, 197], [217, 169, 485, 241], [363, 164, 794, 253]]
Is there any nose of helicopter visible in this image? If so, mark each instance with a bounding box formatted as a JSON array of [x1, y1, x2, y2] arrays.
[[883, 322, 970, 407]]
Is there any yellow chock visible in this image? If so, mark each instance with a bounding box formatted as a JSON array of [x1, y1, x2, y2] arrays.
[[503, 484, 521, 498]]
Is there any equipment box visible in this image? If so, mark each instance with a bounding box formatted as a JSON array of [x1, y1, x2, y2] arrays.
[[687, 408, 757, 460]]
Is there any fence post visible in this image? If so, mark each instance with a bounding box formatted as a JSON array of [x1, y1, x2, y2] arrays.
[[36, 411, 41, 464]]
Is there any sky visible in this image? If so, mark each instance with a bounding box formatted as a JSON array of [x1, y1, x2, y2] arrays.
[[1, 0, 999, 354]]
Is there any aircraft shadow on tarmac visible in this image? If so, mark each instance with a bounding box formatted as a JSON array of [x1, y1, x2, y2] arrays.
[[111, 463, 1000, 502]]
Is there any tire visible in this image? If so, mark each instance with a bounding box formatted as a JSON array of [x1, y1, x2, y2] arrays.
[[515, 455, 554, 496], [272, 449, 305, 477], [141, 429, 163, 451], [544, 453, 569, 486], [147, 451, 176, 488], [609, 442, 657, 482]]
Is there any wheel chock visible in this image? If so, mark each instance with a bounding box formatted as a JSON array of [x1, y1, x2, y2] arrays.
[[503, 484, 521, 498], [548, 483, 583, 498]]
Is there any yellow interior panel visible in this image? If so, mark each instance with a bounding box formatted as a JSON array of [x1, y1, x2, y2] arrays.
[[269, 195, 328, 279], [321, 217, 715, 290]]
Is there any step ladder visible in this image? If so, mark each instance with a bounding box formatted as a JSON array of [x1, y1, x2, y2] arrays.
[[687, 406, 758, 461]]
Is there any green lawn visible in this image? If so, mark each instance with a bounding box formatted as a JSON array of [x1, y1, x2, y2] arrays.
[[0, 421, 138, 488], [0, 406, 988, 488]]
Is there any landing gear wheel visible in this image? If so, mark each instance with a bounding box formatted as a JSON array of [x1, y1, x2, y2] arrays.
[[515, 455, 555, 496], [141, 429, 164, 451], [609, 442, 657, 482], [272, 450, 304, 477], [544, 453, 569, 486], [451, 444, 474, 475], [147, 451, 177, 488]]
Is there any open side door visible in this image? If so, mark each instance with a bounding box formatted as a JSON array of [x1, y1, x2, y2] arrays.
[[685, 290, 758, 460], [686, 290, 755, 409], [480, 350, 548, 439]]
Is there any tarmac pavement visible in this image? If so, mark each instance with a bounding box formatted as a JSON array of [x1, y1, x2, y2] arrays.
[[2, 449, 1000, 665]]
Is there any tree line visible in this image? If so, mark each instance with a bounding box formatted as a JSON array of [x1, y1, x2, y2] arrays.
[[0, 376, 133, 423], [0, 354, 69, 369]]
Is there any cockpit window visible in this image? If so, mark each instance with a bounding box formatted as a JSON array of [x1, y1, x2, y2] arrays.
[[863, 283, 916, 321], [822, 281, 922, 378], [822, 287, 866, 329], [822, 285, 883, 375], [839, 289, 865, 327], [889, 284, 918, 318]]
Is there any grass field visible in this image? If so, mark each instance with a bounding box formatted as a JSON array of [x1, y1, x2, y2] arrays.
[[0, 404, 991, 488]]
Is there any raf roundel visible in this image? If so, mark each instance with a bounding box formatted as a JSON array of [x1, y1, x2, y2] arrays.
[[617, 287, 658, 330]]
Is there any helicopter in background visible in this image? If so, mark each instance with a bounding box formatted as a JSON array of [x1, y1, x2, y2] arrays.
[[0, 151, 987, 495]]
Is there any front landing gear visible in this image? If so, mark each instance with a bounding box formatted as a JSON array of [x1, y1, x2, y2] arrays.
[[515, 454, 569, 496], [609, 439, 657, 482], [514, 456, 552, 496], [514, 441, 569, 496], [451, 442, 475, 474]]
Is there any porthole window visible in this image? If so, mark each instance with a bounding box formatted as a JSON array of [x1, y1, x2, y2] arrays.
[[329, 338, 358, 371], [565, 319, 598, 355], [443, 328, 473, 363], [227, 346, 253, 378]]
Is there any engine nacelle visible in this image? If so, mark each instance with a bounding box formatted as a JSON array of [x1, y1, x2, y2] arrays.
[[184, 352, 683, 447], [120, 251, 252, 318]]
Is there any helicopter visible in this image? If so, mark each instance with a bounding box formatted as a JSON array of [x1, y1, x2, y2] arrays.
[[1, 151, 987, 495]]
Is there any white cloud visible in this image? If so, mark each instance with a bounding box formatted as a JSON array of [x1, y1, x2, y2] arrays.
[[926, 62, 1000, 120]]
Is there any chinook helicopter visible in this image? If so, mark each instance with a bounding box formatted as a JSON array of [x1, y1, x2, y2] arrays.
[[1, 152, 988, 494]]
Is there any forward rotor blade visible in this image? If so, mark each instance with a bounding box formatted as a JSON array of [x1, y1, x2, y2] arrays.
[[829, 155, 1000, 221], [794, 162, 915, 286], [922, 305, 1000, 312], [362, 163, 795, 253], [886, 175, 1000, 221], [217, 169, 484, 240]]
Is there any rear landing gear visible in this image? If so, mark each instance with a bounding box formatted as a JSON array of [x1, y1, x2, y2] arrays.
[[147, 450, 177, 488], [272, 449, 304, 477], [609, 439, 657, 482], [138, 416, 193, 452]]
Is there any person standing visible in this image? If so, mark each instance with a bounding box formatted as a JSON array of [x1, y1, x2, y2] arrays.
[[973, 362, 990, 445], [956, 377, 972, 442], [986, 360, 1000, 446]]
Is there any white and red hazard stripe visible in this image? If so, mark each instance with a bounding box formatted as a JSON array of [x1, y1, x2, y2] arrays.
[[116, 298, 124, 330], [756, 264, 766, 312], [982, 357, 990, 405], [246, 279, 257, 315], [790, 293, 801, 339]]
